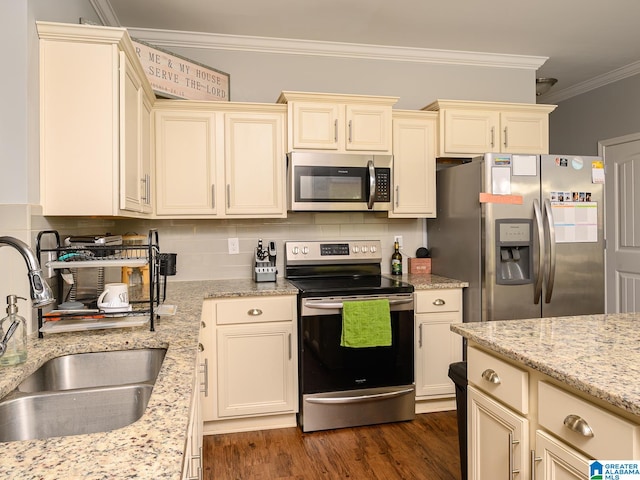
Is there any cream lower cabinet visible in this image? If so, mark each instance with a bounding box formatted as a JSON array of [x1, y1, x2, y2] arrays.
[[533, 430, 589, 480], [155, 102, 286, 218], [467, 344, 640, 479], [423, 100, 556, 158], [277, 91, 397, 153], [38, 22, 154, 217], [390, 111, 437, 218], [182, 355, 204, 480], [201, 295, 298, 434], [414, 289, 462, 413], [469, 385, 529, 480]]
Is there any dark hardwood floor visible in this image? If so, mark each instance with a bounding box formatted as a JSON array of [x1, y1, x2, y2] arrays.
[[203, 411, 461, 480]]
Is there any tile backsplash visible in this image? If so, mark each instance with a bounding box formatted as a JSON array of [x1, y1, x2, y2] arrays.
[[33, 211, 426, 281]]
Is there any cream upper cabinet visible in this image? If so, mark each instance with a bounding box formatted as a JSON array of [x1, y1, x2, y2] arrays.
[[389, 111, 437, 218], [154, 102, 286, 218], [423, 100, 557, 158], [38, 22, 155, 217], [277, 91, 398, 153]]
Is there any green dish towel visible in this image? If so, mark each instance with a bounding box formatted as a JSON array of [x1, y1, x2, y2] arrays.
[[340, 299, 392, 348]]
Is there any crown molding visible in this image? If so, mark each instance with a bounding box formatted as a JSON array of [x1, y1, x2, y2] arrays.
[[540, 59, 640, 104], [89, 0, 121, 27], [123, 26, 547, 70]]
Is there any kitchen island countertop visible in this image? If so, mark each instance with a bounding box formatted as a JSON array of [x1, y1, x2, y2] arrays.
[[451, 313, 640, 417], [0, 274, 465, 479]]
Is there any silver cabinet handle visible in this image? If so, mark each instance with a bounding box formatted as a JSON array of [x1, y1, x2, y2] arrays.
[[509, 432, 520, 480], [563, 414, 594, 437], [490, 126, 495, 148], [418, 323, 423, 348], [211, 184, 215, 209], [334, 119, 338, 142], [395, 185, 399, 207], [288, 333, 292, 360], [147, 174, 151, 204], [200, 357, 209, 397], [140, 176, 148, 202], [433, 298, 445, 306], [198, 343, 204, 352], [531, 450, 542, 480], [503, 126, 508, 147], [348, 120, 353, 143], [248, 308, 263, 316], [481, 368, 501, 384], [226, 184, 231, 208]]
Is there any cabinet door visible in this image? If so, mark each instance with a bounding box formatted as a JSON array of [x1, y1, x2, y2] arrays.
[[291, 102, 340, 150], [534, 430, 589, 480], [120, 53, 145, 213], [199, 303, 215, 422], [217, 322, 296, 417], [415, 312, 462, 397], [345, 104, 392, 151], [155, 111, 218, 215], [469, 385, 529, 480], [390, 115, 436, 217], [442, 109, 499, 155], [500, 111, 549, 154], [224, 112, 286, 216]]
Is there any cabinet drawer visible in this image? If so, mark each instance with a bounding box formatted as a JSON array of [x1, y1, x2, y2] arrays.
[[415, 289, 461, 313], [468, 346, 528, 414], [216, 296, 296, 325], [538, 381, 640, 459]]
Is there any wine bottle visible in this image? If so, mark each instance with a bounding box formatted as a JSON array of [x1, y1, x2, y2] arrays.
[[391, 241, 402, 275]]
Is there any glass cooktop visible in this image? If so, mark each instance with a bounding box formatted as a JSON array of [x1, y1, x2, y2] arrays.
[[287, 275, 414, 297]]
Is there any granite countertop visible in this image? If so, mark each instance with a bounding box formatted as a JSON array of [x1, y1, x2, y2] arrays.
[[451, 313, 640, 418], [0, 274, 464, 478], [0, 279, 296, 480]]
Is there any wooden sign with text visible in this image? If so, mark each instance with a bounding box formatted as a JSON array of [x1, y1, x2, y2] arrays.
[[132, 39, 230, 101]]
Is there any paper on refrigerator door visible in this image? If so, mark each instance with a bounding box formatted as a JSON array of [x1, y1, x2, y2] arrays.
[[491, 167, 511, 194], [551, 201, 598, 242]]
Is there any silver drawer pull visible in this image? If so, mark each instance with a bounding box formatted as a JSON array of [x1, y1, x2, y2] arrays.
[[563, 414, 594, 437], [481, 368, 501, 384], [433, 298, 446, 306], [248, 308, 263, 316]]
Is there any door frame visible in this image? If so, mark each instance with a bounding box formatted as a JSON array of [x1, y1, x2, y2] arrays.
[[598, 132, 640, 313]]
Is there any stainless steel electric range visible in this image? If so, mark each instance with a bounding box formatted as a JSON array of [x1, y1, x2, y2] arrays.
[[284, 240, 415, 432]]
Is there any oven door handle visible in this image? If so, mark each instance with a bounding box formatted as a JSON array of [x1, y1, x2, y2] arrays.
[[303, 298, 414, 310], [306, 387, 415, 405]]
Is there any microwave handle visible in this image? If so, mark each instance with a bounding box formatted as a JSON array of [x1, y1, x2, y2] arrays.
[[367, 160, 376, 210]]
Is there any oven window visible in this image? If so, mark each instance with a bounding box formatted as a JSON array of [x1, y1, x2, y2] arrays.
[[295, 166, 366, 202], [300, 310, 414, 394]]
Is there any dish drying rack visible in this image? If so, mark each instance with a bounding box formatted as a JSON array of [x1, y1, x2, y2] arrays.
[[35, 229, 161, 337]]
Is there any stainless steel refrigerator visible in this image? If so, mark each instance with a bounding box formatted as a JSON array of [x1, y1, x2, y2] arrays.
[[427, 153, 605, 323]]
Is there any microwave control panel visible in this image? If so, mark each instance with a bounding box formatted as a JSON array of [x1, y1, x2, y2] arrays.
[[374, 168, 391, 202]]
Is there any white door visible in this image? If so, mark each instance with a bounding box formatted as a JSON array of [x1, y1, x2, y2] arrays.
[[600, 134, 640, 312]]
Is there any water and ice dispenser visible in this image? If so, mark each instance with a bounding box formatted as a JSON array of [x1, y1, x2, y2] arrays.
[[495, 219, 533, 285]]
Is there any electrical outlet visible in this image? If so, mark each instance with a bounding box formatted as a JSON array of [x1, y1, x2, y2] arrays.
[[228, 237, 240, 255], [394, 236, 403, 249]]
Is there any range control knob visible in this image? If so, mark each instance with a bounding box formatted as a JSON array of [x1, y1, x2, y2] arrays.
[[352, 246, 360, 253], [302, 246, 309, 254], [370, 245, 377, 253], [292, 246, 300, 255], [361, 246, 369, 253]]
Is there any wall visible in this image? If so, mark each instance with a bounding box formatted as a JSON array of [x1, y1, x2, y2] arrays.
[[162, 46, 536, 108], [2, 1, 542, 331], [549, 73, 640, 155]]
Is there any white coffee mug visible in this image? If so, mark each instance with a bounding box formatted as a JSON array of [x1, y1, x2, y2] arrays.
[[98, 283, 129, 307]]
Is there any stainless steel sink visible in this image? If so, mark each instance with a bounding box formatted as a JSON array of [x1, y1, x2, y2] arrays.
[[0, 348, 166, 442], [0, 384, 153, 442], [18, 348, 166, 392]]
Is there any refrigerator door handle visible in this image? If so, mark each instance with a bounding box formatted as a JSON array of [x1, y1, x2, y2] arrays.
[[543, 199, 557, 303], [533, 199, 544, 304]]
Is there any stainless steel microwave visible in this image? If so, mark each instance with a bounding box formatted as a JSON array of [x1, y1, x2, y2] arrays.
[[287, 152, 393, 212]]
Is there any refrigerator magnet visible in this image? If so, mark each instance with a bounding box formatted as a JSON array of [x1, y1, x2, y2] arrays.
[[571, 156, 584, 170]]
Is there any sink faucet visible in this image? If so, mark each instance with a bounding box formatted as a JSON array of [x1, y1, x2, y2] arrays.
[[0, 236, 55, 308]]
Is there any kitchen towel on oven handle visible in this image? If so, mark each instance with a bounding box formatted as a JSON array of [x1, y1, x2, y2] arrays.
[[340, 299, 392, 348]]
